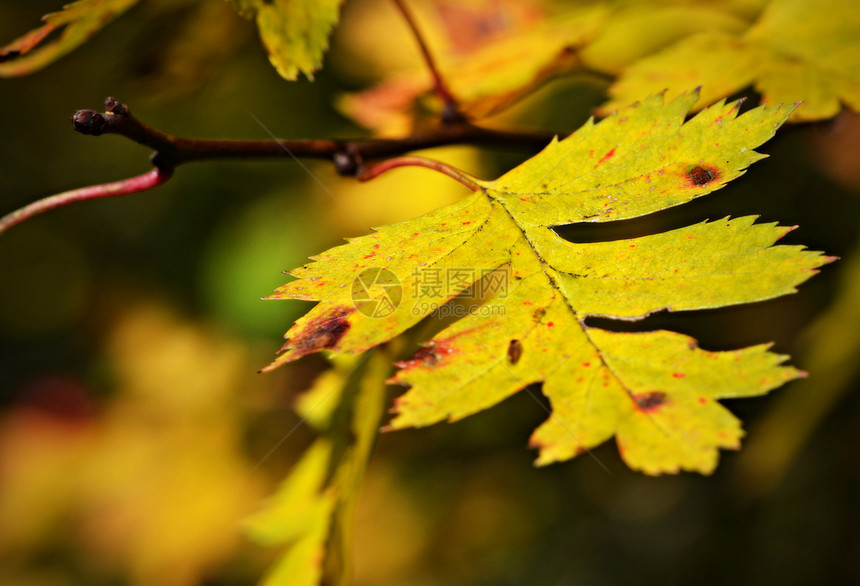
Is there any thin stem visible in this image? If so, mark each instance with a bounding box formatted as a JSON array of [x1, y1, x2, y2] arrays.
[[391, 0, 465, 124], [2, 97, 556, 234], [70, 98, 554, 171], [0, 167, 172, 236], [358, 156, 482, 191]]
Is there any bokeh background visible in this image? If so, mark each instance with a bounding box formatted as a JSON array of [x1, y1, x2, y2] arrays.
[[2, 1, 860, 585]]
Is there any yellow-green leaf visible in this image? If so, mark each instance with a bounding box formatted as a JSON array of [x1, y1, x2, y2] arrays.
[[249, 349, 392, 585], [599, 0, 860, 121], [0, 0, 140, 77], [266, 92, 830, 475], [227, 0, 341, 81], [579, 2, 750, 75], [245, 440, 335, 586], [442, 5, 606, 118], [337, 0, 755, 132]]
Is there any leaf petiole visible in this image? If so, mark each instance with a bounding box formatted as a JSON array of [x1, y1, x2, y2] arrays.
[[0, 167, 173, 236], [357, 155, 482, 191]]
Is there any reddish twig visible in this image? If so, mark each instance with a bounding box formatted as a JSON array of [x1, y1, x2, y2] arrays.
[[0, 167, 172, 236], [1, 97, 555, 235], [391, 0, 465, 124], [358, 156, 482, 191]]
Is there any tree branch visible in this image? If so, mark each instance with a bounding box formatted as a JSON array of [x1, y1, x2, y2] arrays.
[[390, 0, 465, 124], [71, 97, 554, 172], [1, 97, 555, 235]]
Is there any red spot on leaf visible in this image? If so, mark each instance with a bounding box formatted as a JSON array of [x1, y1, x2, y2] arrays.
[[597, 148, 616, 165], [582, 362, 591, 367], [698, 397, 707, 404], [280, 306, 354, 359], [672, 372, 686, 379], [687, 165, 719, 187], [462, 221, 472, 225], [634, 391, 668, 412], [547, 321, 554, 328]]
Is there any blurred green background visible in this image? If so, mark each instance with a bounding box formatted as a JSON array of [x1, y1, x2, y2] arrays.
[[1, 1, 860, 585]]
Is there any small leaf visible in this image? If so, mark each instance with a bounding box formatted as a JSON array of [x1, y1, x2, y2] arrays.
[[579, 3, 750, 75], [227, 0, 341, 81], [249, 349, 392, 585], [338, 0, 753, 132], [245, 440, 335, 586], [267, 92, 830, 475], [599, 0, 860, 121], [0, 0, 140, 77]]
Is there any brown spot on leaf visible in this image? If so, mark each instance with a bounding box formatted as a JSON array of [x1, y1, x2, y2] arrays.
[[410, 345, 439, 367], [281, 306, 354, 359], [634, 391, 668, 412], [507, 339, 522, 364], [397, 339, 458, 370], [0, 24, 54, 63], [687, 165, 718, 186], [0, 50, 20, 63]]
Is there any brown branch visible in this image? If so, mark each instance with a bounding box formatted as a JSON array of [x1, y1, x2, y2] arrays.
[[1, 97, 555, 235], [71, 97, 554, 173], [390, 0, 465, 124]]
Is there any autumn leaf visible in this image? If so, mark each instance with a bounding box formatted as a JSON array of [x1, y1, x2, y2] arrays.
[[264, 92, 830, 475], [579, 1, 751, 75], [599, 0, 860, 121], [0, 0, 140, 77], [226, 0, 341, 81], [337, 0, 754, 132], [245, 440, 337, 586], [248, 349, 391, 585], [338, 0, 605, 130]]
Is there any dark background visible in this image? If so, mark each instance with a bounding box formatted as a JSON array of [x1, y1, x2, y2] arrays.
[[1, 1, 859, 585]]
